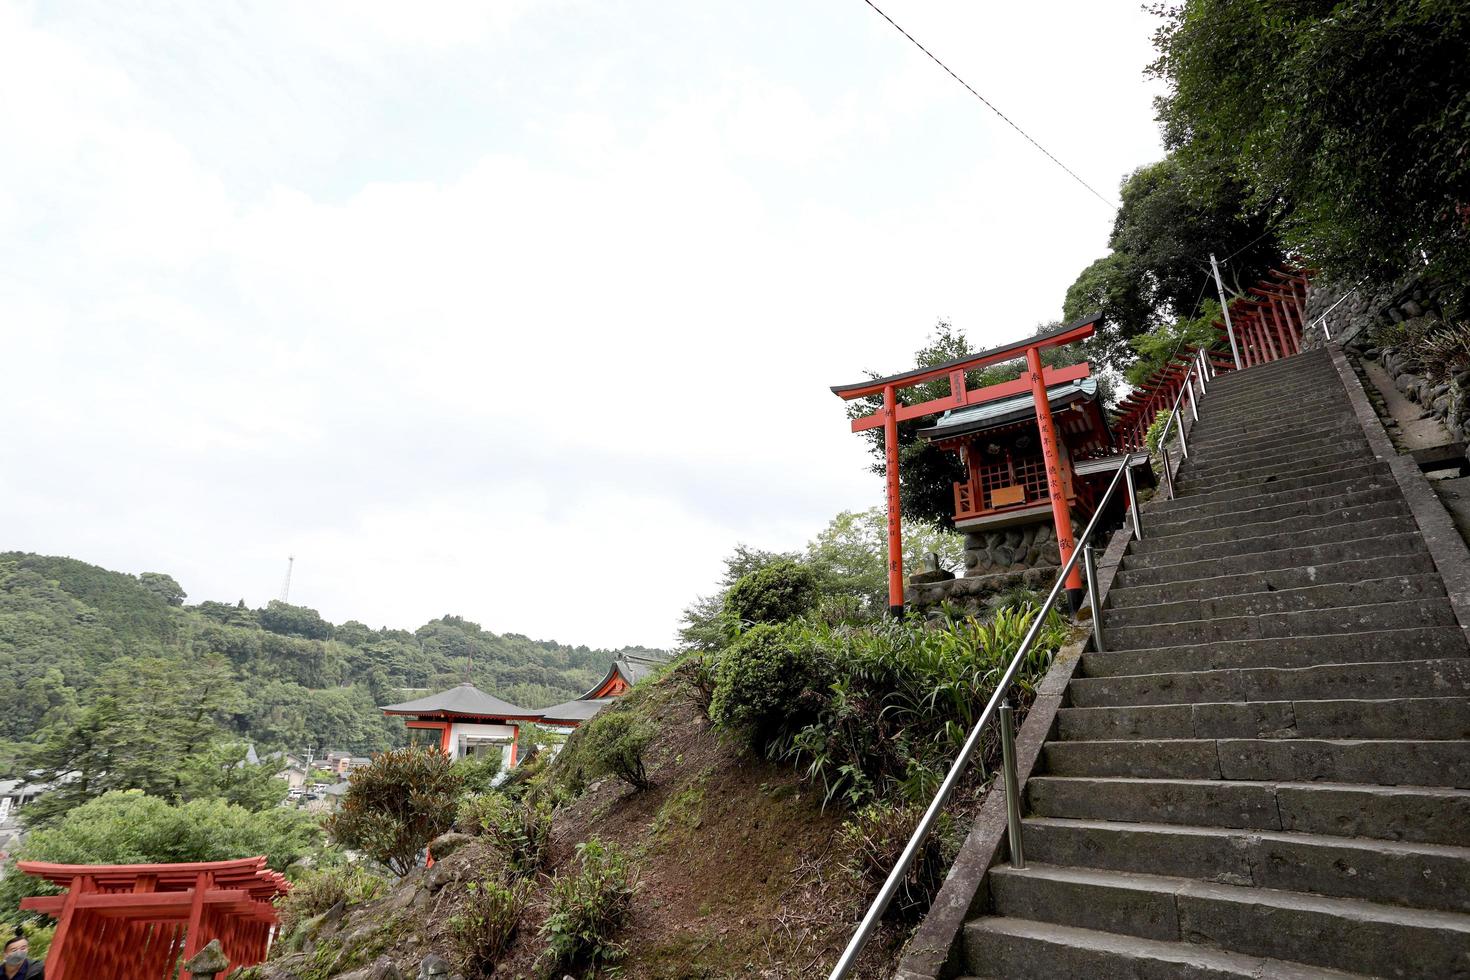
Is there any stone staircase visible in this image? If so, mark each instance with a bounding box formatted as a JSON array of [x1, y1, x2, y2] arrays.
[[961, 348, 1470, 978]]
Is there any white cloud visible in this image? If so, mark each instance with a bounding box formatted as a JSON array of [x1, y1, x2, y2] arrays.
[[0, 0, 1165, 647]]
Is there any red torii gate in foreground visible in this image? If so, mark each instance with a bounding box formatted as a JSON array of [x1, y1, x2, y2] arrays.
[[19, 856, 288, 980], [831, 314, 1100, 615]]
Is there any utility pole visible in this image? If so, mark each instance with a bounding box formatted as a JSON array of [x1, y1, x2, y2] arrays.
[[1210, 253, 1244, 370]]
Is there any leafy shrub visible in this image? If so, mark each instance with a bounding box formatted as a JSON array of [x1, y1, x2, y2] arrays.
[[452, 752, 503, 796], [458, 795, 552, 877], [708, 625, 827, 749], [723, 559, 818, 625], [539, 838, 636, 975], [276, 865, 388, 938], [450, 876, 533, 976], [841, 802, 948, 919], [579, 710, 655, 791], [677, 652, 717, 718], [324, 747, 463, 876], [1143, 407, 1173, 455], [779, 604, 1070, 807]]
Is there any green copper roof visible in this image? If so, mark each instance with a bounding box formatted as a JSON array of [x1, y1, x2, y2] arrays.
[[917, 376, 1098, 441]]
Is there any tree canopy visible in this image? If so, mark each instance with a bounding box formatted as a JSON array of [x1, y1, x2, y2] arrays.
[[1149, 0, 1470, 309]]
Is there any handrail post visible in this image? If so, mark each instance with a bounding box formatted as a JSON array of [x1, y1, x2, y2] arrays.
[[1083, 544, 1105, 654], [1124, 461, 1142, 539], [1186, 377, 1199, 422], [1177, 411, 1189, 459], [1161, 445, 1175, 499], [999, 700, 1025, 869]]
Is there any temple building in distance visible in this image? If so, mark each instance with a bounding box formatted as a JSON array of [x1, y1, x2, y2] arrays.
[[380, 651, 669, 769]]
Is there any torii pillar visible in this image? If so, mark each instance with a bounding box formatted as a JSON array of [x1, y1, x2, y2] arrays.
[[831, 315, 1100, 616]]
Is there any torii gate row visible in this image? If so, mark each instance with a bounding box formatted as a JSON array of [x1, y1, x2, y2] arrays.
[[1218, 267, 1312, 369], [19, 857, 287, 980], [1113, 351, 1210, 449], [831, 314, 1101, 615]]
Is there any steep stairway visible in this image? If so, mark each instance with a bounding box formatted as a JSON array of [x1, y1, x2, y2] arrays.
[[963, 348, 1470, 979]]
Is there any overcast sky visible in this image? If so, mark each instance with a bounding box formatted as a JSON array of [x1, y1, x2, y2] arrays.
[[1, 0, 1165, 649]]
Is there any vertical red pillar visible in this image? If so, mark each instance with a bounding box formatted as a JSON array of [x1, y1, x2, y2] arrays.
[[883, 384, 904, 616], [1026, 348, 1083, 609]]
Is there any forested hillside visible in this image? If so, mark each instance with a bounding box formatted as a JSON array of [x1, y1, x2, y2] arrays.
[[0, 552, 663, 769]]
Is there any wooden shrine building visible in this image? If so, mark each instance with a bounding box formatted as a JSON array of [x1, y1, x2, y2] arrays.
[[917, 375, 1146, 533], [19, 856, 288, 980], [380, 683, 540, 768], [833, 315, 1126, 612]]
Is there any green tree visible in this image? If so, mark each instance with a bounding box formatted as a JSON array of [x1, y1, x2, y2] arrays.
[[137, 572, 187, 607], [1150, 0, 1470, 308], [1062, 153, 1282, 373], [805, 508, 964, 614], [258, 600, 333, 640], [23, 655, 250, 824], [0, 790, 321, 921], [324, 746, 463, 876]]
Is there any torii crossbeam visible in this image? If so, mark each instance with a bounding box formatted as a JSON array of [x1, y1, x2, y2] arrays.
[[831, 314, 1100, 614]]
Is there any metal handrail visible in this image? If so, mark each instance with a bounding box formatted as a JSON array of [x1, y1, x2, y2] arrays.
[[826, 450, 1142, 980], [1155, 354, 1206, 499]]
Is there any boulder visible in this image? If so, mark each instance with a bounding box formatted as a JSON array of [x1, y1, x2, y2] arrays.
[[429, 831, 473, 862]]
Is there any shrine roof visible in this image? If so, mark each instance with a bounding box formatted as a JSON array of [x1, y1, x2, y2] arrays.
[[537, 697, 615, 724], [380, 683, 533, 718], [916, 376, 1099, 442]]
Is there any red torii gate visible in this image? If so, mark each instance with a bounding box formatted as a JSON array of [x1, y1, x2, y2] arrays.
[[831, 315, 1100, 614], [19, 857, 288, 980]]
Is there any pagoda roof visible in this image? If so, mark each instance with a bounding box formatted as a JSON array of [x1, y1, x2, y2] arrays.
[[917, 376, 1099, 442], [380, 683, 534, 719]]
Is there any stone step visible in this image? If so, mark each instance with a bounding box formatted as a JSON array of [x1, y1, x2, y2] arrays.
[[1042, 737, 1470, 788], [1206, 349, 1334, 382], [1141, 486, 1405, 543], [1176, 423, 1370, 470], [1192, 390, 1346, 428], [1013, 820, 1470, 913], [1188, 412, 1361, 458], [1172, 453, 1390, 499], [1102, 596, 1457, 651], [1024, 776, 1470, 847], [1147, 462, 1392, 520], [1112, 530, 1427, 589], [1197, 381, 1347, 418], [1179, 437, 1372, 483], [1122, 516, 1419, 571], [1080, 627, 1470, 677], [1068, 657, 1470, 708], [962, 916, 1366, 979], [1105, 552, 1440, 610], [1178, 430, 1370, 478], [1208, 362, 1334, 393], [1057, 696, 1470, 742], [1102, 573, 1444, 630], [1193, 385, 1348, 423], [1177, 446, 1381, 495], [1131, 499, 1410, 557], [981, 863, 1470, 975]]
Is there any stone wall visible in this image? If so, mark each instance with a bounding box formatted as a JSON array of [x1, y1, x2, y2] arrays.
[[1302, 273, 1446, 350], [962, 522, 1063, 575], [908, 518, 1081, 617]]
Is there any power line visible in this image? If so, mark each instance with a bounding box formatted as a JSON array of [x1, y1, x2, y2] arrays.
[[858, 0, 1114, 208]]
